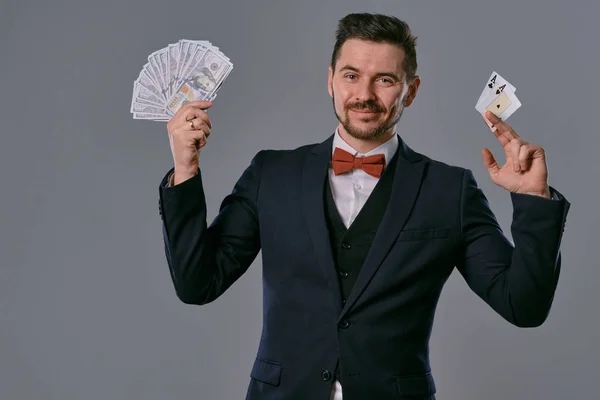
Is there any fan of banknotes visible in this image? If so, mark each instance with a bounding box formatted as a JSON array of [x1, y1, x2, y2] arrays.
[[130, 39, 233, 121]]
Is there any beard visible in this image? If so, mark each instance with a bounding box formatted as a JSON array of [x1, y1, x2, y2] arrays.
[[332, 89, 405, 141]]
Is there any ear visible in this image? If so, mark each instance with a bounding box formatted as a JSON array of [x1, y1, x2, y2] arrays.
[[402, 75, 421, 107], [327, 66, 333, 98]]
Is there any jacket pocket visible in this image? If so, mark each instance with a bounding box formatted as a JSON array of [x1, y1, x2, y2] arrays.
[[394, 372, 436, 397], [396, 228, 449, 242], [250, 358, 283, 386]]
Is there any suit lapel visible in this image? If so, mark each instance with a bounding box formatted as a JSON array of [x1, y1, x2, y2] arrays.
[[302, 134, 343, 311], [340, 136, 426, 315]]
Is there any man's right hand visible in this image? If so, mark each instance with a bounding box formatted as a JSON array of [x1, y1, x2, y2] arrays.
[[166, 100, 213, 185]]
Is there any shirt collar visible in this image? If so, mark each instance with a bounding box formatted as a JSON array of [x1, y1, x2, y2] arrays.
[[332, 127, 399, 166]]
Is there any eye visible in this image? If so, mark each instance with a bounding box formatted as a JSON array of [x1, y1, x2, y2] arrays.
[[344, 74, 357, 80], [377, 77, 395, 86]]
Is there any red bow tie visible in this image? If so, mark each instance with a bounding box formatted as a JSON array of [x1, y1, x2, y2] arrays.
[[332, 147, 386, 178]]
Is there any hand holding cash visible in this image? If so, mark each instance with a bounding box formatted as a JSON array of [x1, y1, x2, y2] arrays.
[[167, 100, 214, 184], [130, 39, 233, 121]]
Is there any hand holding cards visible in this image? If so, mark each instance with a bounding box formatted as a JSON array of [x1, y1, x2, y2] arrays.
[[130, 39, 233, 121], [475, 71, 521, 120]]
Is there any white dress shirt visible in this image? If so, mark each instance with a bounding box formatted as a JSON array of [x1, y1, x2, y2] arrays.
[[327, 129, 398, 400], [328, 128, 399, 228]]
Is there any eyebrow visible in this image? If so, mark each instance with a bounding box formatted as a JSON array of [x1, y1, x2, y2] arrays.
[[339, 65, 402, 82]]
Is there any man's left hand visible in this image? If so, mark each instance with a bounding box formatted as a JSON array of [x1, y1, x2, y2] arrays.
[[481, 111, 552, 199]]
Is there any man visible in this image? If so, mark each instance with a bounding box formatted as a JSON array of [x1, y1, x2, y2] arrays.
[[157, 13, 570, 400]]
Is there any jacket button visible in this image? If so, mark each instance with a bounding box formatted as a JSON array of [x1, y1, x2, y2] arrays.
[[339, 270, 349, 278], [321, 370, 332, 381], [341, 242, 351, 249], [339, 319, 350, 329]]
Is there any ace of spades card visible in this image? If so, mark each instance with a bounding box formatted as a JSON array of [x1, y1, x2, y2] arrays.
[[475, 71, 521, 120], [476, 71, 516, 108]]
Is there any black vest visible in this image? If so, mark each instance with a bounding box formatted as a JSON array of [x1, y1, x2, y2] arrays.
[[324, 151, 398, 304], [324, 151, 398, 380]]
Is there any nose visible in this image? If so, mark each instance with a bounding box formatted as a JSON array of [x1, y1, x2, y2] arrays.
[[353, 80, 376, 102]]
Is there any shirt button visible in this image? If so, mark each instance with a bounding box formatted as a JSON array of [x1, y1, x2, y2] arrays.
[[354, 183, 361, 190], [341, 242, 351, 250], [339, 319, 350, 329], [321, 370, 332, 381]]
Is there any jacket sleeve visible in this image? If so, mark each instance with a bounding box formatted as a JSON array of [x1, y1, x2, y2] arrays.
[[157, 151, 264, 305], [455, 169, 571, 327]]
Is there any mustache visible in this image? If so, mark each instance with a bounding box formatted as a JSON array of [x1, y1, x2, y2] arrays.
[[346, 100, 385, 113]]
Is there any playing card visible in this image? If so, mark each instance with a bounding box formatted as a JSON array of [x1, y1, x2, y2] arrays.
[[476, 71, 516, 110], [476, 86, 522, 120], [131, 40, 233, 122]]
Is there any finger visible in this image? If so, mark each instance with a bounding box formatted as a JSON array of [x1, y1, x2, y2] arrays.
[[518, 143, 541, 172], [183, 100, 213, 110], [510, 138, 524, 172], [482, 148, 500, 177], [186, 122, 210, 150], [184, 108, 212, 128], [186, 108, 212, 129], [485, 111, 520, 142], [481, 112, 509, 147], [177, 100, 212, 124], [190, 118, 211, 137], [482, 114, 495, 131], [193, 122, 212, 141]]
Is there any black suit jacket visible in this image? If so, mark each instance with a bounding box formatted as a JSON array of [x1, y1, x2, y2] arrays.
[[158, 134, 570, 400]]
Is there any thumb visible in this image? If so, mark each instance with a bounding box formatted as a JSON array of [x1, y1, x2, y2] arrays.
[[482, 148, 500, 176]]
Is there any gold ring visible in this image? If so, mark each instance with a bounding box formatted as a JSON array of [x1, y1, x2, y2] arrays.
[[189, 120, 194, 129]]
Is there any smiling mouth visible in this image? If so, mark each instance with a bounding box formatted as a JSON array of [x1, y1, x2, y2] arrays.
[[350, 109, 380, 114]]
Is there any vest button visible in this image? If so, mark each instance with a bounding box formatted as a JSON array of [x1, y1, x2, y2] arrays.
[[341, 242, 351, 249], [321, 370, 332, 381], [339, 270, 349, 278], [339, 319, 350, 329]]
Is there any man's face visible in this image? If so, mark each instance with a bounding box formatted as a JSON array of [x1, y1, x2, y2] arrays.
[[328, 39, 420, 141]]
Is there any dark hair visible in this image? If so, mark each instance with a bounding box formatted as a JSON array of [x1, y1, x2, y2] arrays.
[[330, 13, 418, 81]]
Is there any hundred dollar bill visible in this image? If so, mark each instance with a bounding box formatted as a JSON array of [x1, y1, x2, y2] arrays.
[[131, 102, 166, 114], [168, 44, 178, 98], [180, 41, 212, 88], [177, 41, 193, 87], [157, 49, 168, 97], [133, 82, 164, 106], [131, 84, 163, 113], [140, 62, 161, 88], [137, 70, 163, 101], [166, 48, 233, 116], [133, 112, 170, 120], [146, 54, 165, 99], [174, 40, 188, 88]]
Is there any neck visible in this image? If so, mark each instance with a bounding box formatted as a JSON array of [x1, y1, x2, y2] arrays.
[[337, 125, 396, 154]]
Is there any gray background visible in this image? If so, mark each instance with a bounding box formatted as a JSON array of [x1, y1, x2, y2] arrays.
[[1, 0, 598, 398]]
